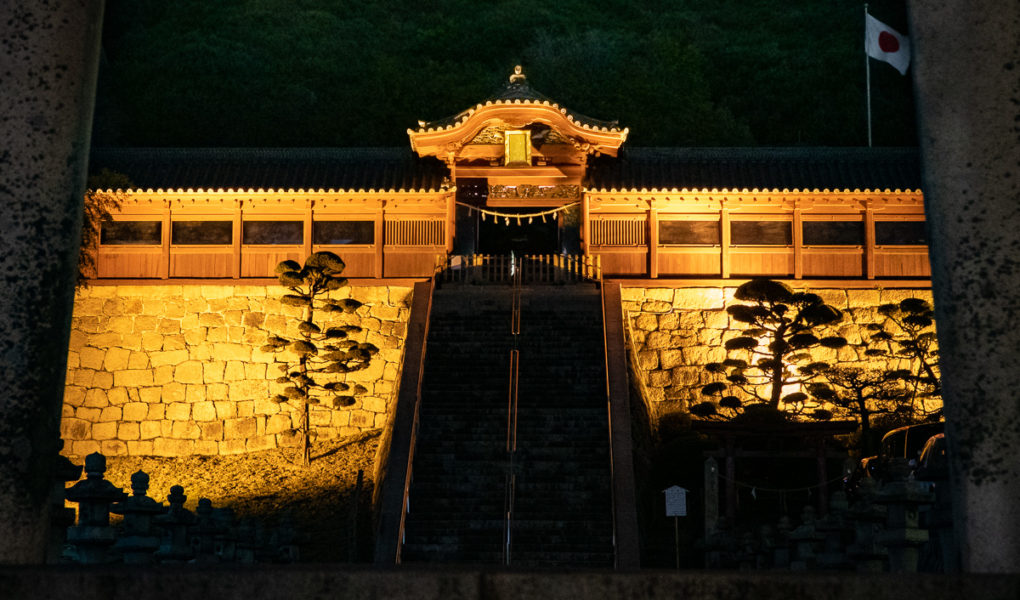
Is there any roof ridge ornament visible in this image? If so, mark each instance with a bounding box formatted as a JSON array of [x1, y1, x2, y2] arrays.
[[509, 65, 526, 83]]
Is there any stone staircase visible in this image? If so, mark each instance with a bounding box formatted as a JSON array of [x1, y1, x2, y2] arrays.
[[401, 284, 614, 568]]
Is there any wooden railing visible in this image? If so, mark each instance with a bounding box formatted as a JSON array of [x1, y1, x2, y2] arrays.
[[435, 254, 602, 284]]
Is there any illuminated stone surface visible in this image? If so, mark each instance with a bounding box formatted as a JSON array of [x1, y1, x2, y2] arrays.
[[62, 285, 412, 457], [626, 286, 939, 421]]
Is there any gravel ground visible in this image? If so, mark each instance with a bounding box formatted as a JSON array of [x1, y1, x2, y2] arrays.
[[78, 431, 381, 562]]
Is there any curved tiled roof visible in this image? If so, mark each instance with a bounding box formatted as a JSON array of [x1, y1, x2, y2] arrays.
[[414, 72, 624, 134], [90, 146, 923, 195], [585, 147, 922, 192], [89, 147, 449, 193]]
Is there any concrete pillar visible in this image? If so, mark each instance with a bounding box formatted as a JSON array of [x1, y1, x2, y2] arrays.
[[908, 0, 1020, 573], [0, 0, 105, 563]]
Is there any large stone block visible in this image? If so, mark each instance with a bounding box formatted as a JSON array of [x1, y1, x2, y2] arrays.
[[64, 386, 86, 407], [114, 369, 154, 388], [229, 380, 269, 401], [165, 402, 190, 421], [92, 422, 117, 441], [194, 440, 219, 455], [117, 422, 140, 441], [100, 440, 128, 457], [99, 406, 121, 422], [243, 363, 266, 380], [127, 351, 149, 370], [149, 349, 189, 368], [68, 330, 88, 352], [266, 413, 291, 434], [198, 312, 225, 328], [141, 333, 164, 352], [183, 326, 207, 345], [162, 334, 186, 351], [633, 313, 658, 331], [645, 288, 675, 302], [122, 402, 148, 421], [126, 441, 154, 456], [90, 370, 111, 389], [139, 421, 161, 440], [121, 333, 143, 351], [133, 315, 159, 332], [673, 287, 726, 310], [349, 410, 373, 428], [138, 387, 162, 404], [362, 397, 386, 413], [71, 441, 102, 457], [203, 361, 225, 383], [210, 342, 249, 361], [199, 421, 223, 441], [79, 347, 106, 370], [75, 406, 101, 422], [192, 401, 217, 421], [102, 348, 131, 371], [153, 438, 194, 457], [224, 417, 256, 439], [171, 420, 201, 440], [647, 370, 672, 387], [60, 418, 89, 441], [644, 331, 672, 349], [107, 316, 134, 335], [659, 349, 686, 370], [107, 387, 129, 406], [205, 327, 228, 343], [83, 389, 108, 408], [642, 301, 672, 312], [174, 360, 204, 384], [636, 351, 658, 370], [847, 289, 882, 308]]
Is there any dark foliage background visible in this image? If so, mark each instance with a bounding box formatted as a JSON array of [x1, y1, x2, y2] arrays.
[[93, 0, 915, 148]]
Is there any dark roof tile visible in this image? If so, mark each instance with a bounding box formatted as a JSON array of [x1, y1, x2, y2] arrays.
[[89, 147, 449, 192], [586, 147, 921, 191]]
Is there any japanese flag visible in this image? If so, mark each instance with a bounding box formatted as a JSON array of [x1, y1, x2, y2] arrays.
[[866, 14, 910, 75]]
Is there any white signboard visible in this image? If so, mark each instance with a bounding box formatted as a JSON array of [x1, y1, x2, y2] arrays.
[[663, 485, 688, 517]]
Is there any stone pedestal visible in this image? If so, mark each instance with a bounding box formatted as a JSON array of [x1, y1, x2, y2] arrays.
[[908, 0, 1020, 573], [0, 0, 105, 564]]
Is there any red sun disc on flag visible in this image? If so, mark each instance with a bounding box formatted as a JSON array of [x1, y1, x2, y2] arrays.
[[878, 31, 900, 53]]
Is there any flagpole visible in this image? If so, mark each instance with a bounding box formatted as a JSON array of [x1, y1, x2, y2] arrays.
[[864, 3, 873, 147]]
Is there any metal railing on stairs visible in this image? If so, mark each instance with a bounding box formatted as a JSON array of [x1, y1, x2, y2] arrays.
[[436, 253, 601, 284], [503, 257, 522, 566]]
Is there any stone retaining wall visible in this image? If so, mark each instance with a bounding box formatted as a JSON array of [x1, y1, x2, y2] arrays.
[[621, 285, 938, 427], [61, 284, 412, 458]]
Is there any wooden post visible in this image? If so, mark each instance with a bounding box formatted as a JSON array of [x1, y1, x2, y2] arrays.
[[793, 206, 803, 279], [864, 203, 876, 279], [375, 210, 385, 278], [581, 194, 590, 256], [160, 204, 171, 279], [721, 208, 731, 278], [649, 200, 659, 279], [231, 202, 241, 279], [302, 199, 313, 260]]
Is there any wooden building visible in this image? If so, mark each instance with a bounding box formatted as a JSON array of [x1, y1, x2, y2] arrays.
[[89, 68, 927, 282]]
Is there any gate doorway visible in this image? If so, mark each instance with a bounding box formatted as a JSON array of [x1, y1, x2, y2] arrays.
[[478, 207, 560, 255]]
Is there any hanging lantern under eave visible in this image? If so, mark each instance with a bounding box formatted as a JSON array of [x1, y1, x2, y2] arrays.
[[516, 217, 521, 226], [528, 217, 533, 224], [505, 217, 510, 226]]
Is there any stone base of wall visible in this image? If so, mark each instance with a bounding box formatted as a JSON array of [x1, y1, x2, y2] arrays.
[[61, 284, 412, 458], [621, 285, 938, 429]]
